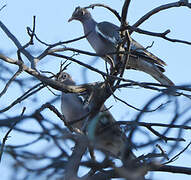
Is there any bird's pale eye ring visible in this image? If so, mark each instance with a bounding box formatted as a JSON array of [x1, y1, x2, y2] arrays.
[[62, 73, 68, 79], [77, 10, 84, 16]]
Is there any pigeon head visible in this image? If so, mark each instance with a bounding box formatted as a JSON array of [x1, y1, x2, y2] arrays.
[[68, 7, 91, 22], [58, 72, 75, 86]]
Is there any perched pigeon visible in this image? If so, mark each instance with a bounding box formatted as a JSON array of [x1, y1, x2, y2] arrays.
[[68, 7, 174, 86], [59, 72, 133, 158], [59, 72, 146, 179], [59, 72, 88, 130]]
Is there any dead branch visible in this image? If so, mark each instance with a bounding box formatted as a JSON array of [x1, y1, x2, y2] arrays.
[[132, 0, 191, 29], [0, 20, 35, 67], [0, 107, 26, 162]]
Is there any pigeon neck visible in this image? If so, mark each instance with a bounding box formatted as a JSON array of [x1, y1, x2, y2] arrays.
[[82, 17, 97, 35]]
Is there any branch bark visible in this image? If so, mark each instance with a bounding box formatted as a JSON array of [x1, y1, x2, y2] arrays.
[[132, 0, 191, 30]]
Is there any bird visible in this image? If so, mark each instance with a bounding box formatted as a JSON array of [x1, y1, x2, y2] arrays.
[[58, 72, 88, 131], [59, 72, 134, 158], [59, 72, 146, 179], [68, 7, 174, 86]]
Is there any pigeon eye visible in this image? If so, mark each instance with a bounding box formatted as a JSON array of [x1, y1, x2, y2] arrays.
[[78, 10, 84, 16], [62, 73, 68, 79]]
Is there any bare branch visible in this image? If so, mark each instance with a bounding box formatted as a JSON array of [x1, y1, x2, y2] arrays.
[[0, 83, 44, 113], [84, 3, 121, 21], [1, 1, 191, 178], [0, 66, 23, 98], [0, 54, 87, 93], [64, 135, 88, 179], [146, 126, 185, 142], [111, 93, 168, 112], [0, 4, 6, 12], [120, 0, 131, 26], [126, 25, 191, 45], [132, 0, 191, 29], [0, 21, 35, 67], [150, 164, 191, 175], [0, 107, 26, 162], [116, 120, 191, 130], [163, 142, 191, 165]]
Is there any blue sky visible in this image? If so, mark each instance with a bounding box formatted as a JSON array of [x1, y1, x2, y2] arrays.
[[0, 0, 191, 179]]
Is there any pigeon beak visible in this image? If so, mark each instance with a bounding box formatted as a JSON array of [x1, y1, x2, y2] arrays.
[[68, 17, 74, 22]]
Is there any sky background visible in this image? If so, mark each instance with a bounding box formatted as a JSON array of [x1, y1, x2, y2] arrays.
[[0, 0, 191, 179]]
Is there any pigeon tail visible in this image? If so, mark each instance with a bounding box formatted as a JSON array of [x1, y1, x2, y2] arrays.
[[126, 56, 174, 86]]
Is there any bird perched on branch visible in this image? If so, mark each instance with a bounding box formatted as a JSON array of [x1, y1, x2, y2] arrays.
[[59, 72, 87, 130], [59, 72, 136, 158], [68, 7, 174, 86], [59, 72, 146, 179]]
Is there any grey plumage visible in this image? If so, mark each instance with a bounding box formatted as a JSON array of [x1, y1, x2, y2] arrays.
[[68, 7, 174, 86], [59, 72, 146, 179], [59, 72, 88, 130], [59, 72, 133, 158]]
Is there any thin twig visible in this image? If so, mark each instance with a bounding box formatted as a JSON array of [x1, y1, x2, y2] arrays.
[[0, 4, 6, 12], [132, 1, 191, 30], [0, 107, 26, 162], [84, 3, 121, 21], [126, 25, 191, 45], [112, 93, 167, 112], [120, 0, 131, 26], [150, 164, 191, 175], [0, 66, 23, 98], [0, 20, 34, 65], [163, 142, 191, 165], [146, 126, 185, 142], [0, 83, 45, 113], [116, 121, 191, 130]]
